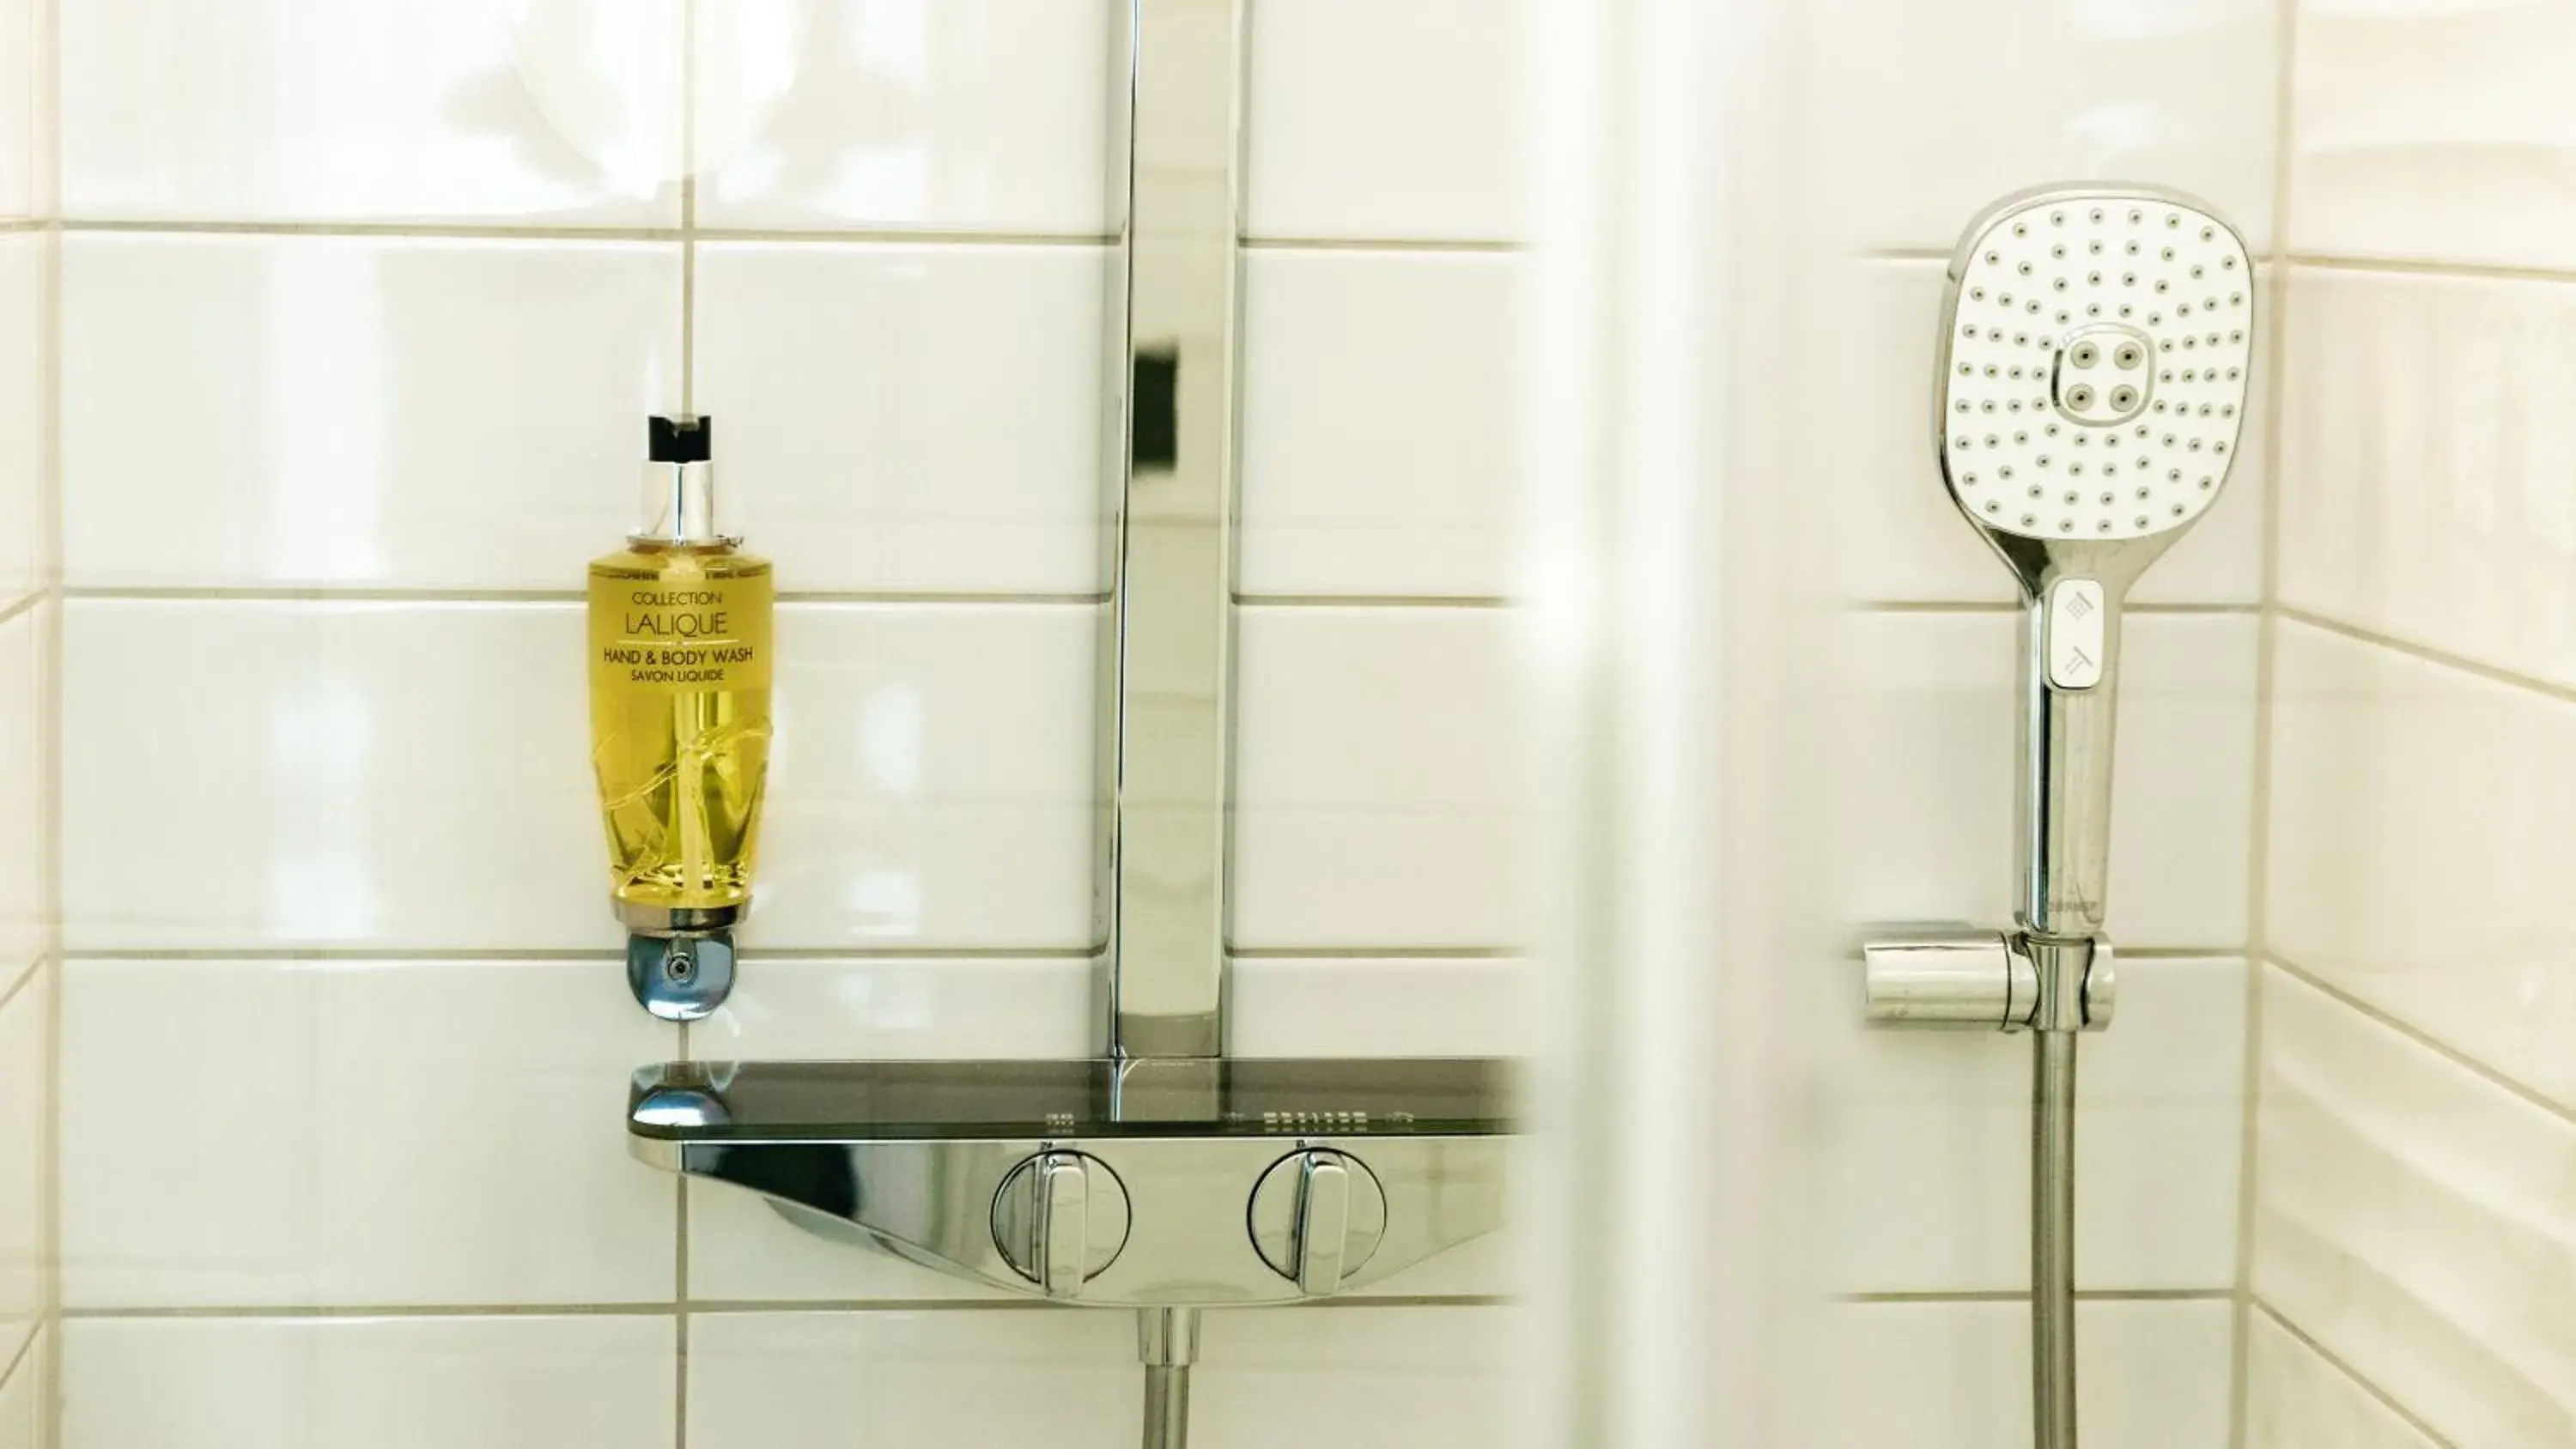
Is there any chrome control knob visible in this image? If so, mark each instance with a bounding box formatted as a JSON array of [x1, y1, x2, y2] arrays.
[[992, 1150, 1130, 1300], [1248, 1149, 1388, 1296]]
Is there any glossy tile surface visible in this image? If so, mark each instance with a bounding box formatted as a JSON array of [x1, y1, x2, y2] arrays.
[[1803, 1299, 2233, 1449], [0, 236, 45, 604], [61, 601, 1094, 952], [0, 1329, 39, 1449], [747, 603, 1097, 949], [1239, 250, 1523, 599], [684, 956, 1090, 1304], [2291, 0, 2576, 270], [62, 0, 683, 225], [2256, 966, 2576, 1446], [0, 614, 45, 976], [62, 233, 680, 590], [1838, 611, 2259, 949], [1231, 606, 1527, 949], [2268, 620, 2576, 1110], [1194, 1307, 1518, 1447], [2245, 1313, 2436, 1449], [687, 1311, 1136, 1449], [1228, 955, 1528, 1058], [1805, 0, 2281, 252], [0, 0, 28, 217], [691, 241, 1107, 594], [1826, 957, 2246, 1293], [62, 1315, 677, 1449], [2277, 265, 2576, 689], [0, 965, 42, 1360], [1244, 0, 1528, 243], [690, 0, 1112, 234], [1832, 259, 2267, 606], [61, 958, 676, 1307]]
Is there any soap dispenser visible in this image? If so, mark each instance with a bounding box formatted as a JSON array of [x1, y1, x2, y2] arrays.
[[587, 415, 773, 1018]]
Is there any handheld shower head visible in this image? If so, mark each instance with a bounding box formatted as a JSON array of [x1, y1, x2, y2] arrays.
[[1933, 184, 2257, 941]]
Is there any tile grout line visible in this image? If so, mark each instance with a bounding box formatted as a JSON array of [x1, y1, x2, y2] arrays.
[[39, 8, 65, 1431], [2250, 1298, 2457, 1448], [0, 1320, 34, 1400], [58, 1294, 1511, 1320], [1852, 599, 2257, 615], [58, 218, 1118, 247], [2275, 604, 2576, 709], [2267, 953, 2576, 1133], [0, 950, 42, 1015], [676, 0, 697, 1421], [58, 945, 1100, 963], [2228, 6, 2303, 1439], [1838, 1288, 2235, 1305], [58, 586, 1114, 605], [1240, 235, 1525, 255], [2286, 251, 2576, 288]]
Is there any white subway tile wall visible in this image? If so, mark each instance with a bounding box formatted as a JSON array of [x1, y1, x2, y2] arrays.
[[59, 0, 685, 226], [2255, 8, 2576, 1431], [1805, 1299, 2235, 1449], [0, 0, 47, 1431], [2290, 0, 2576, 271], [2244, 1313, 2439, 1449], [61, 1316, 677, 1449], [2254, 967, 2576, 1444], [1807, 0, 2283, 254], [48, 2, 1528, 1446]]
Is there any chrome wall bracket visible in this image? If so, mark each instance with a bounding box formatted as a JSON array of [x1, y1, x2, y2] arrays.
[[1861, 925, 2116, 1034], [621, 903, 738, 1022]]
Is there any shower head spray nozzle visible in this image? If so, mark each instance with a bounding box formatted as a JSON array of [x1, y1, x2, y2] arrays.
[[1936, 185, 2254, 573]]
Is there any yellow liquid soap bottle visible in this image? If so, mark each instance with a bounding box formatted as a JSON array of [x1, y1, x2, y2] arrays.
[[588, 415, 773, 1018]]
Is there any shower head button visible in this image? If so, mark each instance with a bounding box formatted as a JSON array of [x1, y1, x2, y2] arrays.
[[2043, 579, 2105, 691]]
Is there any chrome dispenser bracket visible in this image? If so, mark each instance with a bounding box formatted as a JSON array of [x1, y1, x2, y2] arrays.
[[620, 904, 739, 1022], [1862, 925, 2115, 1033]]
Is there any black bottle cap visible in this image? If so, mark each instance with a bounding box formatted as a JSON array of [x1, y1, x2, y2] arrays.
[[648, 415, 714, 464]]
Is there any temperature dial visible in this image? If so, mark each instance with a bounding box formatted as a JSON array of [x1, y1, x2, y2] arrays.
[[992, 1150, 1130, 1300], [1248, 1149, 1388, 1296]]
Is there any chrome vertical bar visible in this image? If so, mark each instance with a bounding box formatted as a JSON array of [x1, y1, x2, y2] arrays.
[[1100, 0, 1246, 1062]]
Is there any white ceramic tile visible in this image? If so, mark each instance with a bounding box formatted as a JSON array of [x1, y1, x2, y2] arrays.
[[0, 964, 42, 1361], [1805, 0, 2281, 252], [61, 600, 1093, 952], [2268, 621, 2576, 1112], [61, 0, 681, 225], [1838, 611, 2258, 949], [688, 1311, 1136, 1449], [0, 0, 28, 219], [1244, 0, 1528, 243], [1825, 957, 2245, 1294], [61, 958, 674, 1307], [1239, 251, 1523, 599], [1194, 1307, 1520, 1448], [2256, 966, 2576, 1446], [0, 1329, 35, 1449], [1832, 259, 2267, 606], [1801, 1299, 2233, 1449], [691, 0, 1112, 233], [1231, 606, 1528, 949], [685, 956, 1091, 1304], [0, 236, 46, 603], [2291, 0, 2576, 270], [62, 1315, 675, 1449], [0, 615, 45, 976], [748, 604, 1097, 949], [2245, 1313, 2436, 1449], [1227, 955, 1528, 1058], [691, 242, 1107, 595], [2278, 266, 2576, 689], [62, 233, 679, 590]]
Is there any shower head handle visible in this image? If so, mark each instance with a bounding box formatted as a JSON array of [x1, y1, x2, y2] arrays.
[[1933, 183, 2257, 940]]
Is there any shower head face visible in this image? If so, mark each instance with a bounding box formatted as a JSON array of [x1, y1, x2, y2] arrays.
[[1936, 187, 2256, 549]]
